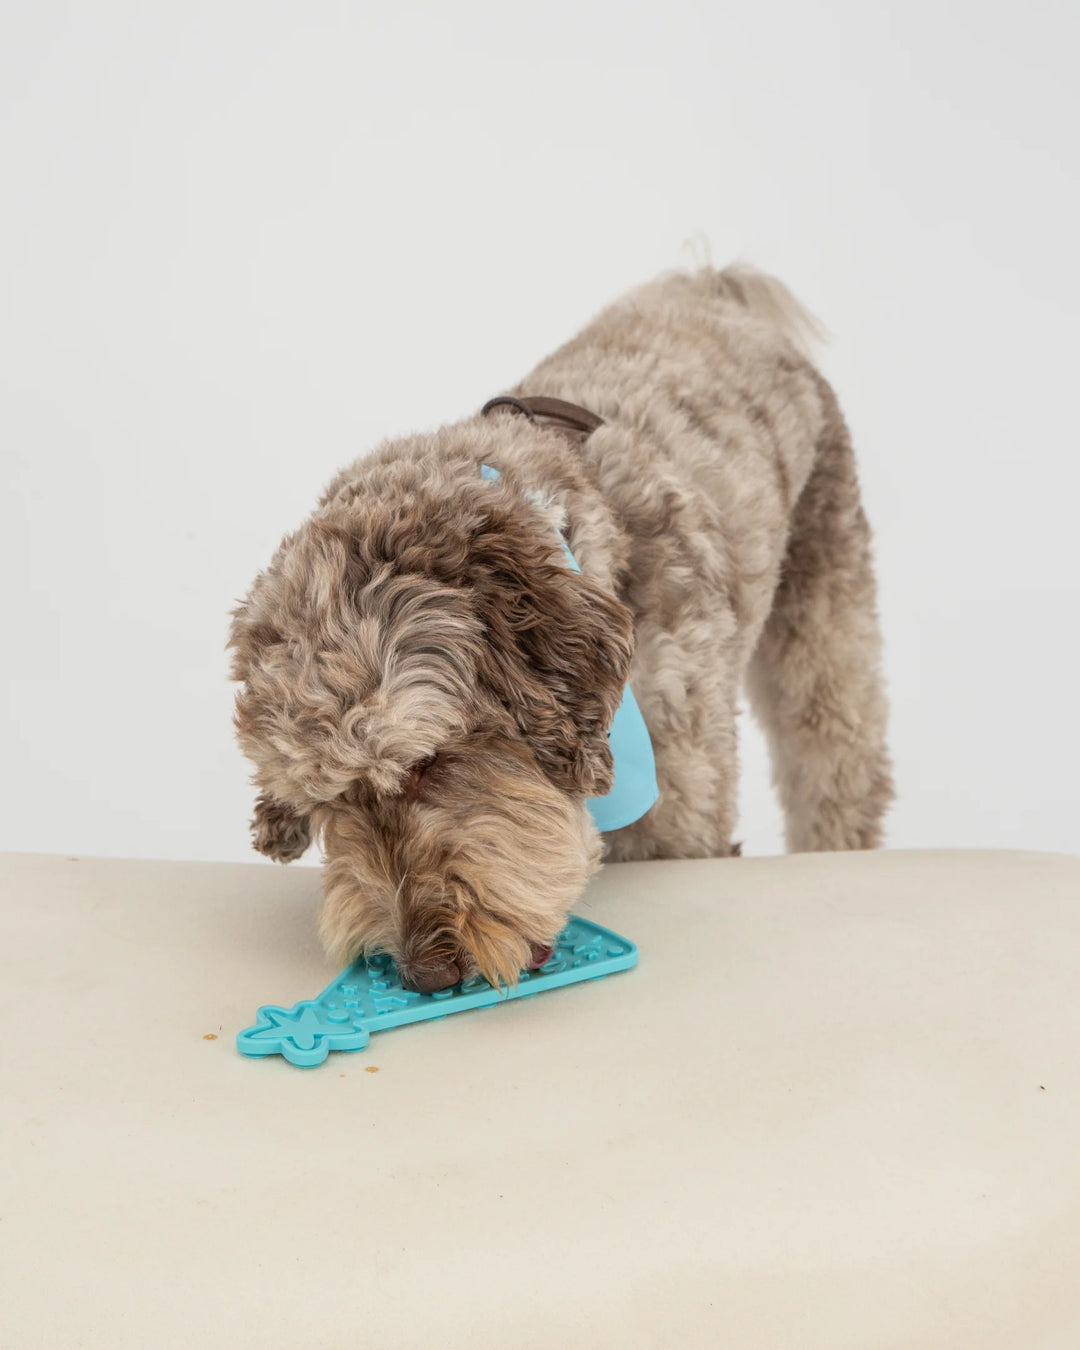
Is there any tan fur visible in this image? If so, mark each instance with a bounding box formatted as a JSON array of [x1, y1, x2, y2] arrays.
[[230, 265, 893, 988]]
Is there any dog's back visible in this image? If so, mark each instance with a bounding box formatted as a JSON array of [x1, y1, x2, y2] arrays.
[[514, 267, 892, 858]]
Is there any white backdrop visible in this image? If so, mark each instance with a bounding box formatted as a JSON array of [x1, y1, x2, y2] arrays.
[[2, 1, 1077, 865]]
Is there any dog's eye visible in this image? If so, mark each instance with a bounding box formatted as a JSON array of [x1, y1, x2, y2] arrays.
[[342, 780, 373, 807], [403, 754, 438, 794]]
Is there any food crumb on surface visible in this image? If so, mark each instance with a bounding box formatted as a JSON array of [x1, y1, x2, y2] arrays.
[[365, 1066, 380, 1074], [202, 1033, 218, 1041]]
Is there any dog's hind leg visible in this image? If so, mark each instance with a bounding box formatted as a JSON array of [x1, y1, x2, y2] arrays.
[[746, 378, 894, 851]]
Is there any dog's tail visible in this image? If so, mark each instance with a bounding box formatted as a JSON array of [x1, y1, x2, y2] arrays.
[[713, 264, 827, 357]]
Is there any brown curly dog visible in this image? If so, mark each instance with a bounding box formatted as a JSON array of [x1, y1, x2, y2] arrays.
[[229, 266, 893, 991]]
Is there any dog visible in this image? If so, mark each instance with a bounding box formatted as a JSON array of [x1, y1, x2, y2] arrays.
[[229, 266, 893, 992]]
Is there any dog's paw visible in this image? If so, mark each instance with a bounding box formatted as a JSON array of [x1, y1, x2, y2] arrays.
[[251, 793, 311, 863]]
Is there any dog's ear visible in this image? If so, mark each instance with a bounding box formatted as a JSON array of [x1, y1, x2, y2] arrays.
[[467, 509, 634, 796], [251, 791, 312, 863], [229, 610, 312, 860]]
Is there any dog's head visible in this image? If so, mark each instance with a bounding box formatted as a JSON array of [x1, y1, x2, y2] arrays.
[[229, 450, 633, 990]]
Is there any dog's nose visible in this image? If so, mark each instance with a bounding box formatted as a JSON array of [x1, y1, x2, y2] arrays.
[[400, 959, 461, 994]]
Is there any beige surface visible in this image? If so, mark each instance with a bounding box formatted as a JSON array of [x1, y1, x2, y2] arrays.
[[2, 848, 1080, 1348]]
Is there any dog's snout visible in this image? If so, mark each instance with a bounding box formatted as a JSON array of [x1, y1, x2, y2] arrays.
[[400, 959, 461, 994]]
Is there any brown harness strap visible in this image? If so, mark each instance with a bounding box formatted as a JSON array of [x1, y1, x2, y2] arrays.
[[481, 394, 604, 439]]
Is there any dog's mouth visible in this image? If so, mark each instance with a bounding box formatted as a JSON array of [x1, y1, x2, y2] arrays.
[[398, 940, 555, 994], [527, 941, 555, 969]]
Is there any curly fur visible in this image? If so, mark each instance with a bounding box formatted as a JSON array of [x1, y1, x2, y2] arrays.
[[229, 265, 893, 989]]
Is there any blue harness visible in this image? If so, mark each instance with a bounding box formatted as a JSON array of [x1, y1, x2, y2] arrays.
[[481, 464, 658, 832]]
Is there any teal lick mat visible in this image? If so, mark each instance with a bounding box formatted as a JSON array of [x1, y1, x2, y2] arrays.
[[237, 916, 637, 1067]]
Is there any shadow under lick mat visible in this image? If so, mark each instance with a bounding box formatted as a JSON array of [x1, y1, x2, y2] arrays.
[[237, 917, 638, 1067]]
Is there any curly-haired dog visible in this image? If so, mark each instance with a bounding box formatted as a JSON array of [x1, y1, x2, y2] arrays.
[[229, 266, 893, 991]]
